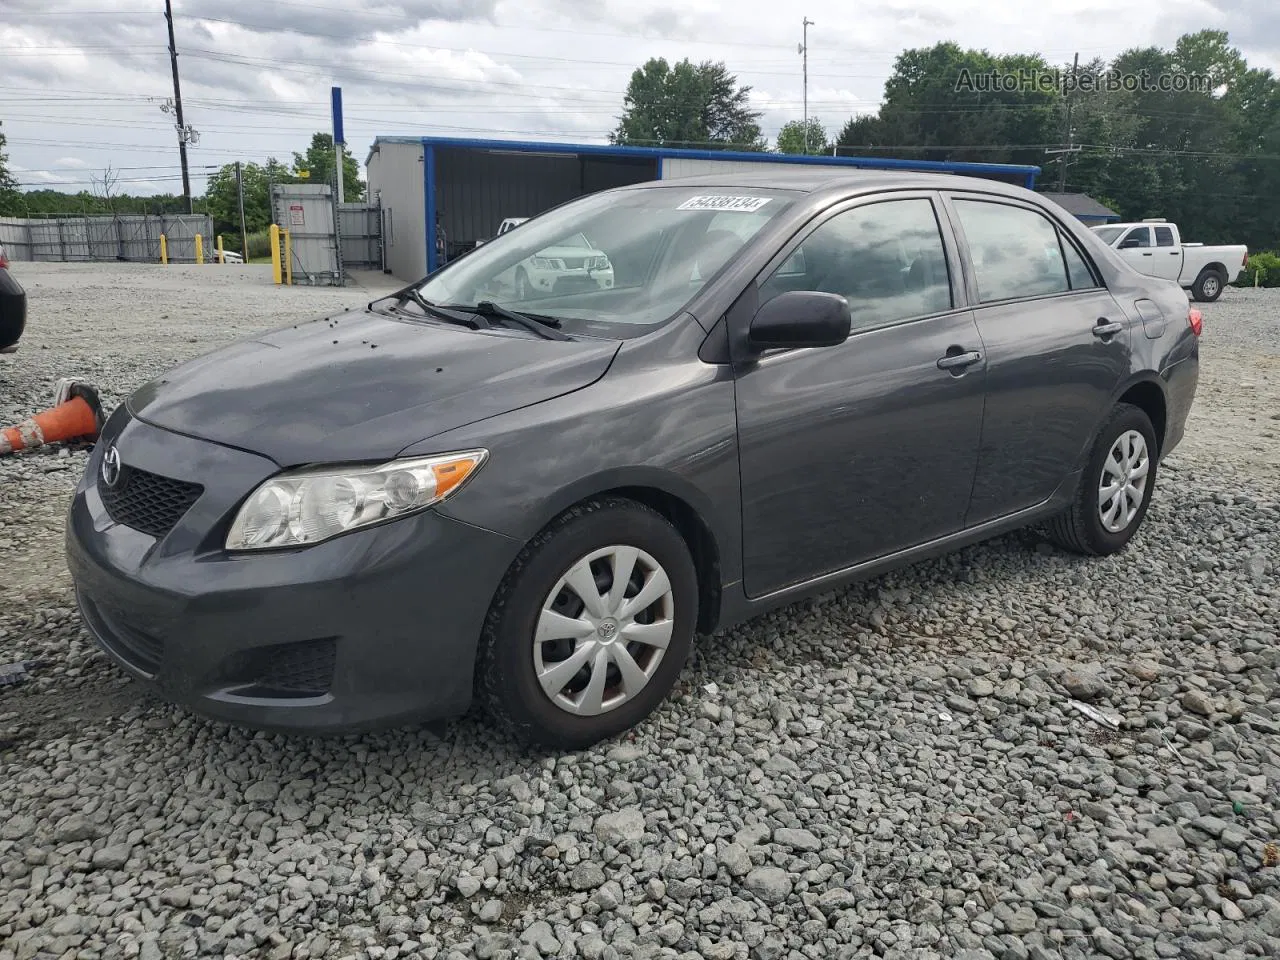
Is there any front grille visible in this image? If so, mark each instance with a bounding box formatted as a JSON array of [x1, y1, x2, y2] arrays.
[[100, 464, 202, 539], [561, 257, 586, 269], [255, 639, 338, 696], [80, 595, 165, 676]]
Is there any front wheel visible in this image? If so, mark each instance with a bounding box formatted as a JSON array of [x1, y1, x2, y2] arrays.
[[477, 498, 699, 750], [1191, 268, 1224, 302], [1044, 403, 1159, 556]]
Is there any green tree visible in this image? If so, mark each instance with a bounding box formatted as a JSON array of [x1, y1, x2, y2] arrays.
[[610, 58, 766, 150], [204, 162, 273, 246], [0, 122, 20, 215], [838, 42, 1059, 167], [776, 119, 830, 155], [292, 133, 364, 200]]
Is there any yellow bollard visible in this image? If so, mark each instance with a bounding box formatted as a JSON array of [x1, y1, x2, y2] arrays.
[[159, 234, 168, 265], [270, 224, 282, 284], [195, 234, 205, 265], [216, 235, 225, 264], [284, 229, 293, 286]]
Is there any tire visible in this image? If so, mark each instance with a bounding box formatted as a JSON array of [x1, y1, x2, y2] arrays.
[[477, 497, 699, 750], [1045, 403, 1159, 557], [1191, 268, 1224, 302], [515, 268, 532, 300]]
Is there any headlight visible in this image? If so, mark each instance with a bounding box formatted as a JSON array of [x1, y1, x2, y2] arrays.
[[530, 256, 558, 270], [592, 256, 611, 270], [225, 450, 488, 551]]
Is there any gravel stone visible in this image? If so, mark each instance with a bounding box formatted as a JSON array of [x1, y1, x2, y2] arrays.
[[1060, 669, 1109, 702], [52, 813, 102, 843], [594, 808, 646, 844], [772, 827, 821, 852], [2, 270, 1280, 960], [91, 845, 131, 870], [744, 867, 793, 904], [1182, 689, 1216, 716], [571, 862, 607, 891]]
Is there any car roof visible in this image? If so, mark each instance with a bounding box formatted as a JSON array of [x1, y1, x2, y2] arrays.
[[623, 168, 1030, 196]]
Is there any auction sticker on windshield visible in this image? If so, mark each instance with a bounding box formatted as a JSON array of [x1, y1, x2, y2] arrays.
[[676, 195, 772, 212]]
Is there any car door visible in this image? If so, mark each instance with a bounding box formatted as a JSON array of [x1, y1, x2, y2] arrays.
[[732, 192, 987, 599], [940, 192, 1132, 527], [1116, 226, 1157, 275], [1151, 225, 1183, 281]]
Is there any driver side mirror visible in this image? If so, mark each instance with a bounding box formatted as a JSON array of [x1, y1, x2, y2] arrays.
[[748, 290, 851, 350], [1119, 237, 1141, 249]]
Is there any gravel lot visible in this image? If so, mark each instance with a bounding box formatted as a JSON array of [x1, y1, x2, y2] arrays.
[[1, 263, 1279, 960]]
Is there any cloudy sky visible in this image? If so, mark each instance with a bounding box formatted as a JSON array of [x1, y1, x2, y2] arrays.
[[1, 0, 1274, 196]]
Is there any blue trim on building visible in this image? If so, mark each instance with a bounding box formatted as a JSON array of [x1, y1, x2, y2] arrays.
[[424, 144, 437, 274], [389, 135, 1039, 184], [374, 135, 1040, 184]]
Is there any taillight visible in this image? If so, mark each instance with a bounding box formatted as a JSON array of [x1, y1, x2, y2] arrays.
[[0, 252, 8, 269], [1188, 308, 1203, 337], [1243, 251, 1249, 267]]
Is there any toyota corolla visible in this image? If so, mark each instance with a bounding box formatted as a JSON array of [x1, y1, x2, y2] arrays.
[[66, 171, 1200, 750]]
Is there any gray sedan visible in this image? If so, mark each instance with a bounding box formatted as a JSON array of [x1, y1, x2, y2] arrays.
[[66, 170, 1200, 749]]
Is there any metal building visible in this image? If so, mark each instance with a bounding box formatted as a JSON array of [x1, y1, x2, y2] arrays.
[[365, 135, 1042, 282]]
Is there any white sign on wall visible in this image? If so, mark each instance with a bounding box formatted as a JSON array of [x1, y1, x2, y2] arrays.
[[289, 204, 305, 227]]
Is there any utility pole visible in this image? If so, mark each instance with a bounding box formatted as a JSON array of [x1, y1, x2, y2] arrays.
[[164, 0, 193, 213], [331, 87, 345, 205], [236, 161, 248, 260], [800, 18, 814, 153], [1055, 52, 1080, 193]]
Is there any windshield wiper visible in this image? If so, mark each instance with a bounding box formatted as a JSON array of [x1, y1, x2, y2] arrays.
[[440, 301, 570, 341], [391, 289, 486, 329]]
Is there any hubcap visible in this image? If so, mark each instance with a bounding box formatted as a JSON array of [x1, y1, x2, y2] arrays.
[[1098, 429, 1150, 533], [533, 545, 675, 717], [1204, 277, 1219, 297]]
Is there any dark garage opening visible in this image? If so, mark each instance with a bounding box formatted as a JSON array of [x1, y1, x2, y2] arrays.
[[434, 148, 658, 260]]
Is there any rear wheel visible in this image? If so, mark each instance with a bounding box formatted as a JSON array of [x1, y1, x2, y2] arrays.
[[1191, 268, 1224, 302], [477, 497, 698, 750], [1044, 403, 1159, 556]]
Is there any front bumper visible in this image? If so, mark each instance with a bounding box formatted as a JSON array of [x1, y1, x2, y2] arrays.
[[530, 268, 614, 294], [0, 267, 26, 352], [65, 409, 522, 734]]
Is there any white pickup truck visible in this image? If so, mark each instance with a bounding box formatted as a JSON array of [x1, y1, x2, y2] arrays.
[[1090, 219, 1248, 302]]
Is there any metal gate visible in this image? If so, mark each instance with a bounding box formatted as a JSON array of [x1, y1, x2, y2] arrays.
[[272, 184, 343, 285], [338, 202, 382, 270], [0, 214, 213, 263]]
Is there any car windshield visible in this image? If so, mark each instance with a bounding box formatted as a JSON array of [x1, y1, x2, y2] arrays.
[[1092, 226, 1125, 243], [413, 186, 800, 332]]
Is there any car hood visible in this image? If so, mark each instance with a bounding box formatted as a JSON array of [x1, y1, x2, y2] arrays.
[[127, 308, 620, 466], [535, 245, 607, 259]]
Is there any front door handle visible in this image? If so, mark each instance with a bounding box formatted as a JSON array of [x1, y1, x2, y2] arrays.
[[1093, 318, 1124, 338], [937, 349, 982, 371], [1141, 252, 1153, 256]]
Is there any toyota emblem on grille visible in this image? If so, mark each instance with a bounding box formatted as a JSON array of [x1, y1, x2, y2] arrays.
[[101, 445, 122, 488]]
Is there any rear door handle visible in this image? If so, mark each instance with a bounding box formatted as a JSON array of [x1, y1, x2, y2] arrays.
[[1093, 319, 1124, 338], [937, 349, 982, 371]]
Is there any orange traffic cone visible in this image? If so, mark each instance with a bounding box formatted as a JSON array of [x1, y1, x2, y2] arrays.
[[0, 382, 103, 456]]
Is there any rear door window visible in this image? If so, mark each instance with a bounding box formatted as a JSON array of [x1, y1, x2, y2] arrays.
[[950, 198, 1071, 302]]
